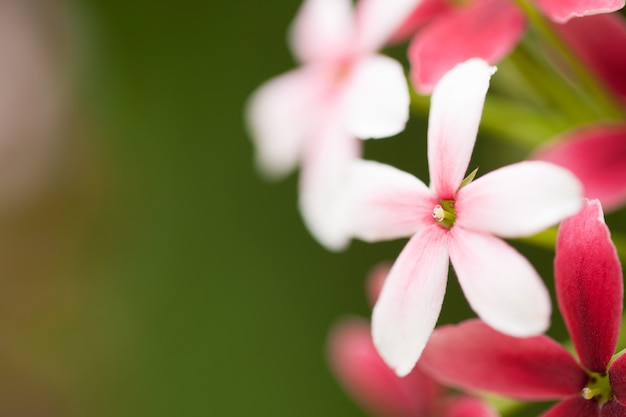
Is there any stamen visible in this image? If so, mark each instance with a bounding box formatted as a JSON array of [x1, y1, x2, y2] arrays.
[[433, 205, 445, 222]]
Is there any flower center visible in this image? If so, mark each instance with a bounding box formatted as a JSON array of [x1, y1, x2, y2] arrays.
[[582, 371, 613, 406], [432, 199, 456, 229]]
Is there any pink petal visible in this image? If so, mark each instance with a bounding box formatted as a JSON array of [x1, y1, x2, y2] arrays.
[[246, 68, 322, 179], [442, 397, 500, 417], [555, 14, 626, 101], [534, 124, 626, 211], [427, 58, 495, 199], [456, 161, 583, 238], [346, 160, 436, 242], [342, 54, 410, 139], [535, 0, 624, 23], [539, 397, 600, 417], [371, 225, 449, 377], [600, 400, 626, 417], [448, 227, 551, 337], [408, 0, 525, 95], [327, 317, 443, 417], [555, 199, 623, 372], [609, 353, 626, 405], [390, 0, 452, 43], [289, 0, 354, 63], [299, 113, 362, 251], [420, 320, 588, 400], [366, 262, 392, 308], [353, 0, 423, 52]]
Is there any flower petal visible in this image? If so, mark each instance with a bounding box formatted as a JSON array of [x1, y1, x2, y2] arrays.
[[427, 58, 495, 199], [327, 317, 442, 417], [420, 320, 588, 400], [600, 400, 626, 417], [449, 227, 551, 337], [346, 160, 436, 242], [534, 124, 626, 211], [556, 14, 626, 102], [556, 200, 623, 372], [372, 225, 449, 377], [539, 397, 600, 417], [354, 0, 423, 52], [299, 113, 362, 251], [535, 0, 624, 23], [390, 0, 452, 43], [609, 353, 626, 405], [342, 55, 410, 139], [442, 396, 500, 417], [289, 0, 354, 63], [408, 0, 524, 95], [246, 68, 321, 179], [456, 161, 583, 238]]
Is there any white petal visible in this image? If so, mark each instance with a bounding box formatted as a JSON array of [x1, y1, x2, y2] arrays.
[[372, 226, 449, 376], [289, 0, 355, 63], [428, 58, 496, 199], [449, 227, 551, 337], [456, 161, 583, 237], [346, 159, 436, 242], [354, 0, 423, 52], [299, 114, 362, 251], [246, 68, 322, 179], [343, 54, 410, 139]]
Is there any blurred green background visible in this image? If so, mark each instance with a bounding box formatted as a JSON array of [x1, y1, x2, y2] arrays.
[[3, 1, 624, 417]]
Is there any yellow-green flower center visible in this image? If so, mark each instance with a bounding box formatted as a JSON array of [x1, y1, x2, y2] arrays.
[[582, 371, 613, 406], [433, 200, 456, 229]]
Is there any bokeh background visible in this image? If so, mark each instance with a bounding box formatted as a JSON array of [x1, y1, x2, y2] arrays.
[[3, 1, 625, 417]]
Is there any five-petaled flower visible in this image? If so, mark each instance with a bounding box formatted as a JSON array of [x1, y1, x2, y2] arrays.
[[344, 58, 583, 376], [419, 199, 626, 417], [246, 0, 419, 250]]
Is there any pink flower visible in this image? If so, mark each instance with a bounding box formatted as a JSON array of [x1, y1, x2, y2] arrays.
[[328, 318, 499, 417], [555, 13, 626, 103], [327, 264, 498, 417], [345, 58, 583, 376], [401, 0, 624, 94], [246, 0, 418, 250], [418, 200, 626, 417], [534, 123, 626, 211]]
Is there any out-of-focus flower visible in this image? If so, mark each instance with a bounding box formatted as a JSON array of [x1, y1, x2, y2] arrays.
[[556, 13, 626, 103], [328, 264, 498, 417], [246, 0, 418, 250], [400, 0, 624, 94], [0, 0, 72, 209], [344, 58, 583, 376], [328, 318, 499, 417], [419, 200, 626, 417], [534, 123, 626, 211]]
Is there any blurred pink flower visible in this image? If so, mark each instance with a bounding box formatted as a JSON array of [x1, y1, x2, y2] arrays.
[[534, 124, 626, 211], [246, 0, 418, 250], [419, 200, 626, 417], [556, 13, 626, 103], [327, 317, 499, 417], [345, 58, 583, 376], [400, 0, 624, 94]]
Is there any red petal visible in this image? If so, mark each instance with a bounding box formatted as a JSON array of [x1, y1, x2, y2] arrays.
[[601, 400, 626, 417], [327, 317, 442, 417], [556, 14, 626, 103], [408, 0, 525, 94], [419, 320, 587, 399], [442, 396, 499, 417], [555, 199, 623, 372], [534, 124, 626, 211], [390, 0, 452, 42], [608, 353, 626, 405], [540, 397, 600, 417]]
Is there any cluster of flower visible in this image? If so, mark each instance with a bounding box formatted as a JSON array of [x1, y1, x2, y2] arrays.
[[246, 0, 626, 415]]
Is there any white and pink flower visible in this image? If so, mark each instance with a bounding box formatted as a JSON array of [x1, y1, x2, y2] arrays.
[[344, 58, 583, 376]]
